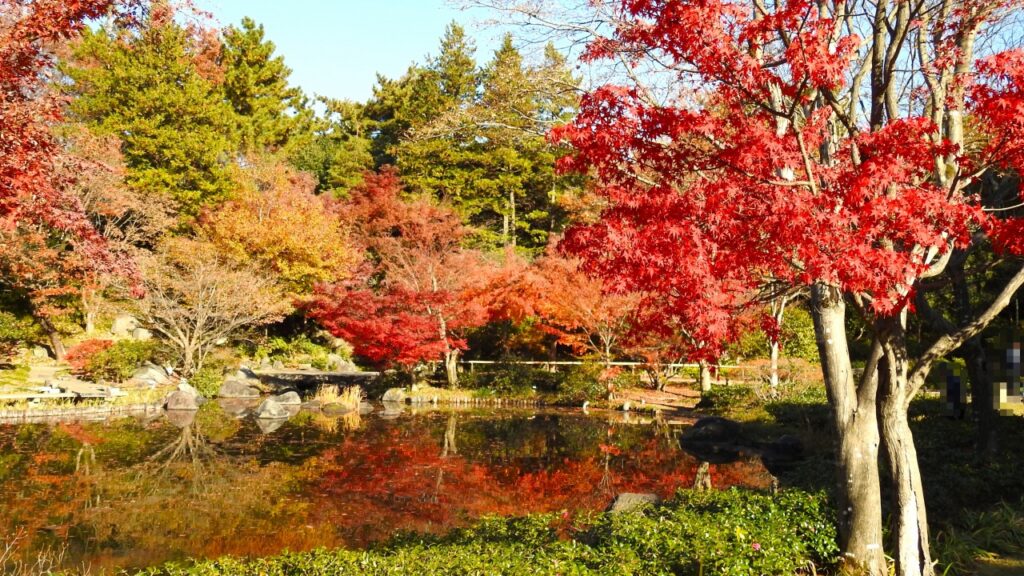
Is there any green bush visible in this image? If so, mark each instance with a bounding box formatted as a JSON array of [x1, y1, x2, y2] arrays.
[[81, 340, 157, 382], [254, 334, 335, 369], [555, 362, 608, 405], [728, 306, 818, 362], [190, 365, 224, 398], [138, 488, 838, 576], [464, 359, 560, 396], [0, 311, 41, 357]]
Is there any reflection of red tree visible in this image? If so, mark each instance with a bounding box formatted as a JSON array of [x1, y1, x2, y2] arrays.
[[308, 427, 774, 546]]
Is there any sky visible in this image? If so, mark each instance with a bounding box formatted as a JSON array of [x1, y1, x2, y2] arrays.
[[195, 0, 501, 103]]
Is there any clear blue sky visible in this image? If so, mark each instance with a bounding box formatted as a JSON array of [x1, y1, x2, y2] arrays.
[[196, 0, 499, 102]]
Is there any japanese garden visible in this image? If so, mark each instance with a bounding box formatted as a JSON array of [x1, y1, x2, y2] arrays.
[[1, 0, 1023, 575]]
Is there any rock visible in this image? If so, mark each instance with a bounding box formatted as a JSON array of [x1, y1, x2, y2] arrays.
[[608, 493, 660, 514], [131, 327, 153, 341], [111, 314, 138, 336], [259, 357, 272, 368], [31, 346, 49, 359], [682, 416, 742, 443], [273, 390, 301, 406], [272, 360, 285, 370], [218, 378, 260, 399], [165, 390, 200, 411], [621, 400, 632, 412], [133, 363, 169, 385], [323, 402, 353, 415], [382, 388, 407, 403], [325, 353, 353, 372], [358, 401, 374, 415], [255, 398, 290, 419], [233, 366, 259, 381]]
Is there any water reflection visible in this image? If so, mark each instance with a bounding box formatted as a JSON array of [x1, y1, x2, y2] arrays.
[[0, 404, 774, 573]]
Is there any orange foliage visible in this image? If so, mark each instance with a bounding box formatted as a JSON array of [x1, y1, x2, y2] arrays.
[[201, 157, 356, 295]]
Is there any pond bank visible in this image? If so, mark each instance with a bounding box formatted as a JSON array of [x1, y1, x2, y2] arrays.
[[134, 489, 838, 576]]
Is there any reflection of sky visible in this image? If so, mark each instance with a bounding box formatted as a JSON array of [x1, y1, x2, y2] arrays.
[[194, 0, 503, 102]]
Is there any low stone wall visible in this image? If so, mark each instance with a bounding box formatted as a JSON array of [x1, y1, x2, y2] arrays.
[[0, 403, 162, 424]]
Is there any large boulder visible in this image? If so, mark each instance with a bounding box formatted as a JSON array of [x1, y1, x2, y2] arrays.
[[608, 493, 660, 514], [31, 346, 49, 359], [682, 416, 742, 444], [131, 327, 153, 341], [133, 363, 169, 385], [232, 366, 259, 381], [165, 390, 200, 411], [382, 388, 407, 403], [256, 398, 290, 419], [111, 314, 139, 336], [218, 378, 261, 399], [273, 391, 301, 406], [326, 353, 356, 372]]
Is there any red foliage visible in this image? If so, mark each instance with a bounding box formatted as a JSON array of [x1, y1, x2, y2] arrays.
[[65, 339, 113, 372], [307, 282, 449, 367], [552, 0, 1023, 348], [308, 170, 495, 368], [0, 1, 140, 324]]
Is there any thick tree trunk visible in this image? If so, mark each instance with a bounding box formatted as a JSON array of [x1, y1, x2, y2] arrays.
[[444, 349, 460, 388], [878, 344, 934, 576], [811, 283, 886, 576]]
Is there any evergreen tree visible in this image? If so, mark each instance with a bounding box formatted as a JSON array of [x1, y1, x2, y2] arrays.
[[221, 17, 306, 153], [64, 18, 237, 217]]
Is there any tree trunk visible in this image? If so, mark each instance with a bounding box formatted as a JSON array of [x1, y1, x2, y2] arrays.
[[444, 349, 460, 388], [769, 339, 781, 390], [698, 361, 712, 394], [811, 283, 886, 576], [878, 331, 934, 576], [81, 286, 98, 335], [39, 317, 66, 361], [964, 339, 997, 455]]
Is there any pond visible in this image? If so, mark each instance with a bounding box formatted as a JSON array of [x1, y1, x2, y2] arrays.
[[0, 402, 774, 573]]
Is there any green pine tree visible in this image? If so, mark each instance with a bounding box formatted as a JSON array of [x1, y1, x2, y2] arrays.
[[222, 17, 307, 153], [64, 19, 237, 217]]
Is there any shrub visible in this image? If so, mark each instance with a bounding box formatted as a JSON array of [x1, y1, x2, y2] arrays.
[[555, 362, 608, 405], [465, 359, 559, 396], [190, 365, 224, 398], [255, 334, 334, 369], [76, 340, 157, 382], [0, 311, 41, 355], [139, 488, 838, 576], [66, 339, 114, 373]]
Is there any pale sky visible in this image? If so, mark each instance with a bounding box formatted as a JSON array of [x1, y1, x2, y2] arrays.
[[195, 0, 502, 102]]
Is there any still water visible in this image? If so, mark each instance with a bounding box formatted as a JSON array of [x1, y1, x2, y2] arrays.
[[0, 402, 773, 573]]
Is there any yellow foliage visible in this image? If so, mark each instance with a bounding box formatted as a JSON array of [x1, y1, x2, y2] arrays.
[[202, 157, 356, 295]]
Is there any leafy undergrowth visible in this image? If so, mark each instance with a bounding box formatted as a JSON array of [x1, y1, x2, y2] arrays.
[[933, 500, 1024, 575], [136, 488, 838, 576]]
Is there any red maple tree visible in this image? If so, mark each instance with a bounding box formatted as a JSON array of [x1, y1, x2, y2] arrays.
[[308, 170, 495, 384], [534, 1, 1024, 574]]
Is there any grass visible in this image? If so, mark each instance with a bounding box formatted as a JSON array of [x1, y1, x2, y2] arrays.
[[313, 384, 364, 411]]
